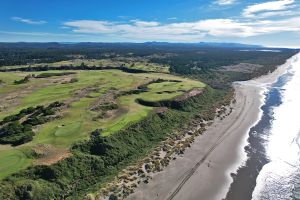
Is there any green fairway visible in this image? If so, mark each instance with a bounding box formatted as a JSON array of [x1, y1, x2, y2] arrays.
[[0, 146, 33, 180], [0, 69, 204, 178]]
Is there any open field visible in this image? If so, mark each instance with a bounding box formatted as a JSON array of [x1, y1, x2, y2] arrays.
[[0, 69, 204, 179]]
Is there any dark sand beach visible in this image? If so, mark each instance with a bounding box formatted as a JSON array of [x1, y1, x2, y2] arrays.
[[126, 57, 293, 200]]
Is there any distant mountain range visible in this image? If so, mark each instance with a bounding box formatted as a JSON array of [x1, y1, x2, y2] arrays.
[[143, 42, 263, 48], [0, 42, 263, 49]]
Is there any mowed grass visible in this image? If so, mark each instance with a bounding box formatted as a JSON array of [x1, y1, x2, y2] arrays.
[[0, 69, 204, 178], [0, 72, 30, 94], [0, 146, 33, 180], [141, 79, 203, 101]]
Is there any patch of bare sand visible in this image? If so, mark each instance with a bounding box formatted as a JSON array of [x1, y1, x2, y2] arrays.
[[33, 144, 71, 166], [175, 88, 203, 101]]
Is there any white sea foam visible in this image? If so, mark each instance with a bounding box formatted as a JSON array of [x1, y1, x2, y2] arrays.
[[252, 53, 300, 200], [221, 52, 299, 200]]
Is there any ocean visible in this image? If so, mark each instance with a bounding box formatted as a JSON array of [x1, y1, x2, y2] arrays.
[[225, 53, 300, 200]]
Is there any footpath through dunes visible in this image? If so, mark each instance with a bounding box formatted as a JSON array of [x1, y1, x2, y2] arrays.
[[0, 69, 204, 179], [126, 82, 263, 200]]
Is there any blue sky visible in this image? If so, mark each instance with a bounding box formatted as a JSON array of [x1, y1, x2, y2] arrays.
[[0, 0, 299, 47]]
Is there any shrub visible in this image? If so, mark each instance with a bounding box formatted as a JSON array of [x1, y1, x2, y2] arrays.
[[69, 78, 79, 83], [35, 72, 75, 78], [14, 75, 30, 85]]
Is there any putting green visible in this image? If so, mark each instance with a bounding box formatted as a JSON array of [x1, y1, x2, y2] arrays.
[[54, 122, 82, 137]]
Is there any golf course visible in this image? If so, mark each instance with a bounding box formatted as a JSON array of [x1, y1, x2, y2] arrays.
[[0, 69, 204, 179]]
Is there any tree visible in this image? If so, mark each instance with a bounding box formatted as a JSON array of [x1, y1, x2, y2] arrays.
[[80, 62, 86, 68]]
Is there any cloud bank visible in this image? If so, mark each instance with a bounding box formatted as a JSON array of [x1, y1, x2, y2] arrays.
[[6, 0, 300, 45], [243, 0, 295, 17], [62, 0, 299, 42], [63, 16, 300, 42]]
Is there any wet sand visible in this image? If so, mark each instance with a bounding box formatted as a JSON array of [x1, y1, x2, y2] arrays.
[[126, 57, 293, 200]]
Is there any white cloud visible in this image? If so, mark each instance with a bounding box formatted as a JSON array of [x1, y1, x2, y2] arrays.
[[63, 17, 300, 42], [214, 0, 236, 5], [11, 17, 47, 25], [130, 20, 160, 27], [243, 0, 295, 17], [64, 20, 119, 34], [254, 10, 297, 18]]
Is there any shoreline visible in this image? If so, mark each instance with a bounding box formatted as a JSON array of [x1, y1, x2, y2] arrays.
[[126, 55, 297, 200], [126, 83, 262, 200], [227, 52, 300, 200]]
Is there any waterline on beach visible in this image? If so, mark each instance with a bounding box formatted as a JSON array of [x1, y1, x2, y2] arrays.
[[252, 53, 300, 200], [224, 53, 300, 200]]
